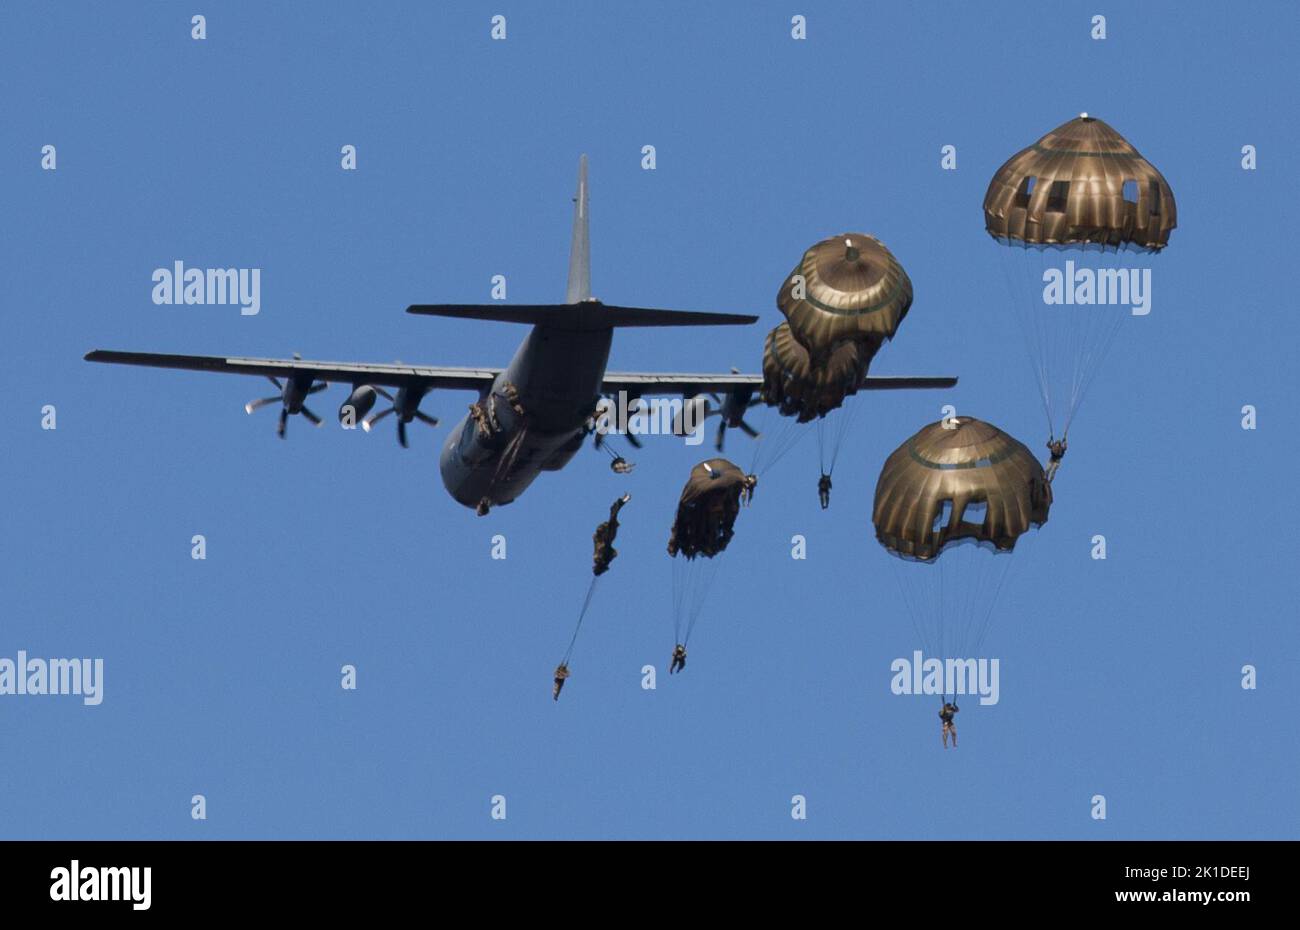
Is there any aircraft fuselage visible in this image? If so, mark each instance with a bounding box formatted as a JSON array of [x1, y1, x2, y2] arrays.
[[439, 322, 612, 510]]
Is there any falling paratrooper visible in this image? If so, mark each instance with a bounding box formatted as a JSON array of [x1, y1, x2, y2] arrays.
[[554, 492, 633, 701]]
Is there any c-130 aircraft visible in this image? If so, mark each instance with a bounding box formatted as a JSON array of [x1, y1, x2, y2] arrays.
[[86, 156, 956, 515]]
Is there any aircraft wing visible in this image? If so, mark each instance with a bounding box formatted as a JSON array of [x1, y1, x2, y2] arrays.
[[84, 350, 500, 391], [601, 371, 957, 396]]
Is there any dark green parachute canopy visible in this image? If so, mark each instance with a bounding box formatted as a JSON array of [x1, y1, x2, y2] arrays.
[[983, 115, 1177, 252], [873, 417, 1051, 562], [667, 458, 755, 559], [761, 321, 876, 422]]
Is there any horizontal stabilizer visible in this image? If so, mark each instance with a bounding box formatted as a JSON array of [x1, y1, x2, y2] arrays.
[[406, 301, 757, 331], [859, 376, 958, 390]]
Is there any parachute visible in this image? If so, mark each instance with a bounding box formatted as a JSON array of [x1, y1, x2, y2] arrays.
[[667, 458, 755, 656], [778, 233, 912, 349], [751, 233, 912, 482], [874, 416, 1050, 669], [667, 458, 755, 559], [761, 322, 873, 423], [985, 114, 1176, 447]]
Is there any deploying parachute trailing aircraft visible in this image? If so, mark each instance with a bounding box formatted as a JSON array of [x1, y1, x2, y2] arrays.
[[984, 114, 1176, 471], [666, 458, 756, 668], [86, 157, 955, 515], [873, 416, 1051, 677], [667, 458, 756, 560], [555, 492, 633, 702]]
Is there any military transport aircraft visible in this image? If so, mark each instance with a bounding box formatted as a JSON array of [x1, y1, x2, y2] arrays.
[[86, 156, 956, 515]]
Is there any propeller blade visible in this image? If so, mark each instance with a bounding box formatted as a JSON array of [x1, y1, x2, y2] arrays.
[[626, 431, 643, 450], [307, 382, 328, 395], [265, 376, 283, 390], [594, 430, 605, 450], [301, 405, 322, 426], [277, 407, 289, 439], [363, 407, 395, 432], [375, 387, 394, 401], [709, 393, 723, 405], [739, 420, 760, 438], [415, 411, 439, 427], [245, 396, 281, 414], [398, 419, 408, 448], [716, 420, 727, 452]]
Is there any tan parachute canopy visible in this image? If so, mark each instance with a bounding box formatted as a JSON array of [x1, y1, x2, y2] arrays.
[[667, 458, 755, 559], [873, 417, 1051, 561], [983, 115, 1176, 251], [761, 322, 876, 422], [777, 233, 913, 350]]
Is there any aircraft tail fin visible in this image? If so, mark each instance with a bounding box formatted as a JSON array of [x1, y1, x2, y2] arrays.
[[565, 154, 590, 304]]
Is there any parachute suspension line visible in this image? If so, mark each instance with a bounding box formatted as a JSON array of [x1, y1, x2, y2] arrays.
[[816, 418, 826, 476], [953, 546, 998, 657], [561, 575, 601, 666], [971, 555, 1016, 656], [681, 557, 722, 646], [996, 242, 1054, 438], [889, 557, 935, 661], [1063, 255, 1126, 437], [671, 555, 687, 645], [748, 405, 808, 477], [829, 398, 861, 474], [817, 398, 862, 477]]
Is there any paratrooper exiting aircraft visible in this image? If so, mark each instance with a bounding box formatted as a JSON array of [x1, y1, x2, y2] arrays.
[[86, 157, 956, 514]]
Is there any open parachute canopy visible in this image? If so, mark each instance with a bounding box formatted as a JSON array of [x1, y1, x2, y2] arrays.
[[757, 232, 912, 475], [761, 321, 875, 422], [983, 115, 1176, 441], [873, 417, 1051, 562], [779, 232, 913, 346], [983, 115, 1176, 252], [667, 458, 754, 560]]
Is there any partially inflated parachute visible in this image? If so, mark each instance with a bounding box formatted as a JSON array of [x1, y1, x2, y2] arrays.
[[667, 458, 755, 655], [668, 458, 755, 560], [761, 322, 872, 423]]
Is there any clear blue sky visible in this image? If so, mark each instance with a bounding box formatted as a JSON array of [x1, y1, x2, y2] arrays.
[[3, 1, 1295, 839]]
